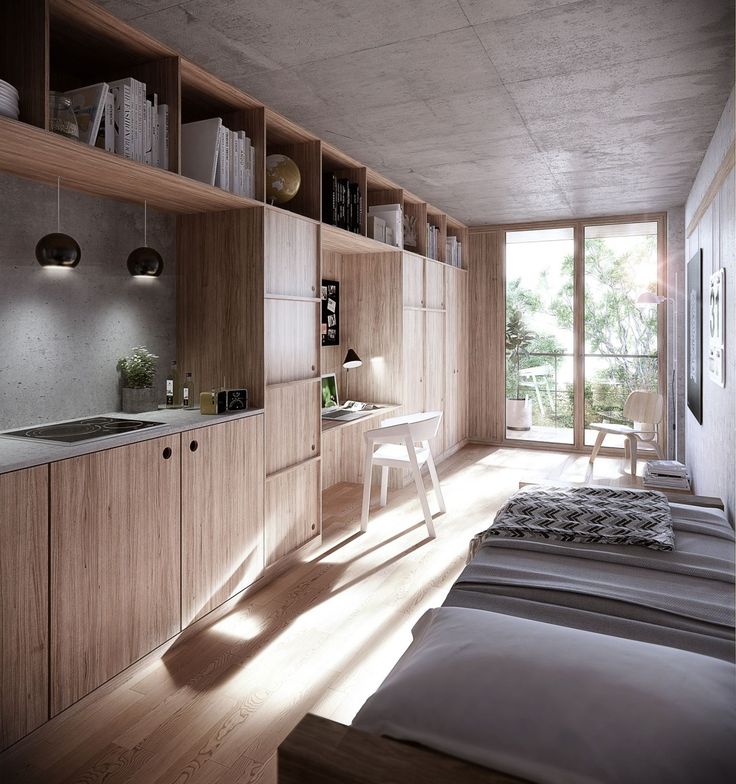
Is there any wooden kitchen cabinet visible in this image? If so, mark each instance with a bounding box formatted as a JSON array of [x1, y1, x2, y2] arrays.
[[181, 415, 265, 626], [265, 459, 320, 566], [0, 465, 48, 750], [424, 309, 446, 456], [50, 435, 181, 715], [425, 260, 446, 310], [445, 268, 468, 450]]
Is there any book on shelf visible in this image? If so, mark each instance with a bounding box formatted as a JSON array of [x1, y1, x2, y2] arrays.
[[368, 214, 386, 242], [368, 203, 402, 247], [445, 236, 463, 267], [182, 118, 256, 196], [101, 77, 168, 168], [426, 223, 439, 259], [323, 173, 362, 233]]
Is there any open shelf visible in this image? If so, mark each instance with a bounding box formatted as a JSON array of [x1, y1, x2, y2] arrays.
[[265, 109, 321, 222], [426, 207, 447, 263], [446, 216, 468, 269], [403, 198, 427, 255], [49, 0, 180, 173], [180, 59, 265, 200], [0, 117, 261, 213], [321, 222, 400, 255], [321, 143, 366, 235]]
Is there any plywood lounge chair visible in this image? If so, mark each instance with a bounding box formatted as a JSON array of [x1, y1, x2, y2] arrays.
[[589, 390, 664, 475]]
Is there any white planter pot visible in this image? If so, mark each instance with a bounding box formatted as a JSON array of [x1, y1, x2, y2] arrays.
[[506, 398, 532, 431], [121, 387, 156, 414]]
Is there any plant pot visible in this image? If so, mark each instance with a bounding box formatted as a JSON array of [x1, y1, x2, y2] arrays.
[[506, 398, 532, 431], [121, 387, 156, 414]]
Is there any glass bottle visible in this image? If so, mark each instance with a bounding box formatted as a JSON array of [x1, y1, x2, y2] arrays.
[[182, 372, 193, 409], [166, 360, 180, 408]]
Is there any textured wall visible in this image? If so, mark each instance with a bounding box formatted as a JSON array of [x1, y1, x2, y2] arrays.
[[0, 174, 176, 431], [684, 88, 735, 523]]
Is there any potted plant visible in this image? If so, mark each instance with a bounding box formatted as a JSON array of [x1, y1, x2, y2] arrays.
[[116, 346, 159, 413], [505, 308, 535, 431]]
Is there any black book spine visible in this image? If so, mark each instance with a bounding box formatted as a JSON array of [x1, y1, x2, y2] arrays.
[[337, 178, 350, 230], [348, 182, 358, 233], [322, 173, 335, 225]]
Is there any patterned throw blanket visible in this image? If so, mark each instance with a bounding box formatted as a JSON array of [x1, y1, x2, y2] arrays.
[[470, 485, 674, 560]]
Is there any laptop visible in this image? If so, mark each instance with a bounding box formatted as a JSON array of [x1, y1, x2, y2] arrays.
[[321, 373, 377, 421]]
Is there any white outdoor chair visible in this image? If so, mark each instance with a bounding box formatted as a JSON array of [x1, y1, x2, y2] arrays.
[[360, 411, 445, 539], [589, 390, 664, 475]]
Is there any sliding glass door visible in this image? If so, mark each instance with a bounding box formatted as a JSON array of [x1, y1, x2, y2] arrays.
[[583, 222, 660, 447], [504, 217, 664, 450], [505, 228, 575, 444]]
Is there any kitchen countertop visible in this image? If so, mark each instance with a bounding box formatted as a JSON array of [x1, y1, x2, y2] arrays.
[[0, 407, 264, 475]]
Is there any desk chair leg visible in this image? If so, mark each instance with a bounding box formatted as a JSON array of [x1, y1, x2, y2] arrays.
[[379, 466, 389, 507], [408, 441, 436, 539], [425, 445, 446, 514], [589, 431, 606, 463], [360, 446, 374, 533], [629, 437, 638, 476]]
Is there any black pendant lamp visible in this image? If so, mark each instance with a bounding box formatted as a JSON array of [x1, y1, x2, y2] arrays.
[[35, 176, 81, 268], [127, 201, 163, 277]]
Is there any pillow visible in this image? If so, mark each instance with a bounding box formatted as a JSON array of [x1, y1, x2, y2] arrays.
[[353, 607, 735, 784]]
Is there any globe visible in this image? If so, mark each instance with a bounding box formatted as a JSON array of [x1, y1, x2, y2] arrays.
[[265, 154, 301, 204]]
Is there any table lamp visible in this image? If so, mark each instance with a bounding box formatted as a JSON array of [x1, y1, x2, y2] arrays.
[[343, 348, 362, 400]]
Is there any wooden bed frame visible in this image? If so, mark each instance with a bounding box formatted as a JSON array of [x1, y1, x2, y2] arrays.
[[279, 489, 726, 783], [279, 713, 528, 784]]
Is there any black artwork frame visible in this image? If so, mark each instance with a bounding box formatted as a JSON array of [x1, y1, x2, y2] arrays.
[[686, 249, 703, 423], [321, 279, 340, 347]]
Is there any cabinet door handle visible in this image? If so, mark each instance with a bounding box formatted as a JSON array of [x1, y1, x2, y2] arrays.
[[311, 443, 316, 451], [189, 440, 199, 452], [162, 447, 172, 460]]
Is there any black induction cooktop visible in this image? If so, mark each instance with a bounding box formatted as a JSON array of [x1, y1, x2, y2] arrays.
[[1, 416, 165, 445]]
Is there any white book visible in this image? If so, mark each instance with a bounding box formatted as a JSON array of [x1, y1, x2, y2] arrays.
[[368, 203, 402, 247], [150, 93, 159, 168], [158, 104, 169, 169], [236, 131, 246, 197], [249, 142, 255, 198], [215, 126, 230, 191], [144, 99, 151, 164], [229, 129, 238, 193], [181, 117, 221, 185], [136, 79, 145, 162], [103, 88, 114, 152], [110, 81, 133, 159]]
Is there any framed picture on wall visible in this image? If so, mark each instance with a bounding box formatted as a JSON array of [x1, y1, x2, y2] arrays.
[[687, 249, 703, 423], [321, 279, 339, 346], [708, 268, 726, 387]]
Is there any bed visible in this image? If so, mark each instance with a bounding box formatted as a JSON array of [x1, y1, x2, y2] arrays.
[[279, 486, 736, 784]]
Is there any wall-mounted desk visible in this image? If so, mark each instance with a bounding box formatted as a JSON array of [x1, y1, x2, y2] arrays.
[[321, 404, 400, 488]]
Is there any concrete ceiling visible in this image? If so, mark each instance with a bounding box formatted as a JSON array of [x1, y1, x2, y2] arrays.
[[99, 0, 735, 225]]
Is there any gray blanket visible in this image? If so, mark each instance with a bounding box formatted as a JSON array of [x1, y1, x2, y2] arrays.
[[446, 504, 735, 661]]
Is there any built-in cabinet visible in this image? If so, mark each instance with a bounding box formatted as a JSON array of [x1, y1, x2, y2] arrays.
[[0, 466, 48, 750], [182, 416, 264, 626], [0, 414, 264, 747], [50, 434, 182, 715], [446, 268, 469, 448]]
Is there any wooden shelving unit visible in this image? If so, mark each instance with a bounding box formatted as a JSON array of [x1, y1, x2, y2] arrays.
[[0, 0, 467, 241]]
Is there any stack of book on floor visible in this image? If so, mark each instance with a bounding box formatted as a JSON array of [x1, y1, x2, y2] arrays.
[[643, 460, 691, 491], [323, 174, 362, 233], [446, 236, 463, 267], [61, 80, 170, 167], [426, 223, 440, 259], [181, 118, 256, 197]]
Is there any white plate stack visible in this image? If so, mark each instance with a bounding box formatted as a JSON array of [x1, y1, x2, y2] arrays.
[[0, 79, 20, 120]]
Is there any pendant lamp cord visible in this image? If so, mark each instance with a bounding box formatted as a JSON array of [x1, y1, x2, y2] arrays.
[[56, 176, 61, 233], [144, 200, 147, 247]]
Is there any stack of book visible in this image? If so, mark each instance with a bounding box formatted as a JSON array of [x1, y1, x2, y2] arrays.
[[643, 460, 691, 491], [323, 174, 362, 233], [62, 80, 170, 168], [368, 203, 402, 248], [180, 118, 256, 197], [426, 223, 440, 260], [446, 236, 463, 267]]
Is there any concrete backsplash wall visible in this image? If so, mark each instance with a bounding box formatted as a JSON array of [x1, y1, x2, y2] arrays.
[[684, 88, 735, 523], [0, 173, 176, 430]]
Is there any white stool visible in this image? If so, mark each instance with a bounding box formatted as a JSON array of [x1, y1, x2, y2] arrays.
[[360, 411, 445, 538]]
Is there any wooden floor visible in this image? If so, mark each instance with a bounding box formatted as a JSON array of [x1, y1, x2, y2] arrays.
[[0, 446, 640, 784]]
